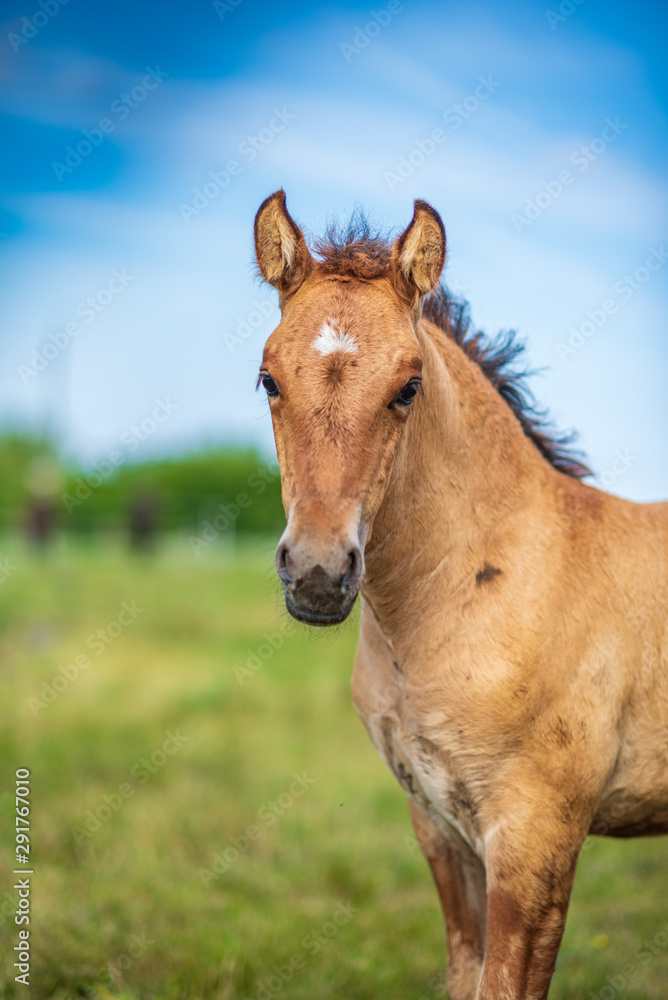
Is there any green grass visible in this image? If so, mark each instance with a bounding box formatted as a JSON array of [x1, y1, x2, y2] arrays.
[[0, 538, 666, 999]]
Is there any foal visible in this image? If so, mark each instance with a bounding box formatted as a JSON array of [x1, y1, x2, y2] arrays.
[[253, 189, 668, 1000]]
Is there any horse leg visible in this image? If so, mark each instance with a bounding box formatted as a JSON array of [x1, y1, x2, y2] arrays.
[[476, 809, 585, 1000], [409, 800, 487, 1000]]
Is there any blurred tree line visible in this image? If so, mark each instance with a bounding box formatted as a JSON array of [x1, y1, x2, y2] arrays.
[[0, 430, 285, 544]]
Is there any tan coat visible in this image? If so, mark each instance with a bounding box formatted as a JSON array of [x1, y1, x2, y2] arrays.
[[254, 190, 668, 1000]]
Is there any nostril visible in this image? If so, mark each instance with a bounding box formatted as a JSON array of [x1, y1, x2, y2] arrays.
[[276, 542, 294, 584], [341, 548, 361, 589]]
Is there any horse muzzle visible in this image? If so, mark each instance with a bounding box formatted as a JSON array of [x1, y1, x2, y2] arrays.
[[275, 530, 364, 626]]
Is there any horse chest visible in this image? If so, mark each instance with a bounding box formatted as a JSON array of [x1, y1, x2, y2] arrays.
[[352, 657, 484, 855]]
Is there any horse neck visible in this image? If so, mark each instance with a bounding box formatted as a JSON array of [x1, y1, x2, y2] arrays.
[[362, 318, 553, 636]]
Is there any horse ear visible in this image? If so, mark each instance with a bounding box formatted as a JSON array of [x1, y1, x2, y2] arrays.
[[391, 200, 446, 302], [254, 190, 314, 294]]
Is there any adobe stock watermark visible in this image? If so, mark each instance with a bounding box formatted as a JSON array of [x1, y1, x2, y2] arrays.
[[417, 971, 449, 1000], [0, 891, 20, 929], [234, 618, 298, 684], [243, 901, 358, 1000], [189, 463, 279, 554], [61, 397, 179, 512], [385, 75, 501, 191], [589, 922, 668, 1000], [17, 269, 134, 385], [213, 0, 243, 19], [223, 298, 278, 353], [71, 730, 189, 845], [51, 66, 169, 181], [511, 117, 628, 233], [340, 0, 410, 62], [555, 245, 667, 360], [198, 772, 317, 886], [594, 450, 636, 491], [27, 600, 144, 715], [95, 933, 154, 989], [0, 557, 17, 584], [7, 0, 70, 54], [545, 0, 586, 30], [403, 832, 420, 857], [178, 108, 296, 224]]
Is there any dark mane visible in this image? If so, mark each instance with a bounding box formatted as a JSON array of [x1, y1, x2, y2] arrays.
[[422, 287, 590, 479], [311, 216, 590, 480]]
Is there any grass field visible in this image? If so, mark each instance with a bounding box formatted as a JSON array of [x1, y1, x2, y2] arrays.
[[1, 538, 666, 999]]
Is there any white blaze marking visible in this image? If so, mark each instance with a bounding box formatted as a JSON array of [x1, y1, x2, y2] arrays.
[[312, 320, 358, 356]]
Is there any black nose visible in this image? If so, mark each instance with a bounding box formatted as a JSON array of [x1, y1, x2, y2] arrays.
[[275, 539, 364, 626], [277, 543, 359, 588], [294, 563, 346, 605]]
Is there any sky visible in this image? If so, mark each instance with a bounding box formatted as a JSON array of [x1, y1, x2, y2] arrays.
[[0, 0, 666, 500]]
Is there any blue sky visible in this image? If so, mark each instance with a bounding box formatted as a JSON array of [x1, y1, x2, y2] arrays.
[[1, 0, 666, 500]]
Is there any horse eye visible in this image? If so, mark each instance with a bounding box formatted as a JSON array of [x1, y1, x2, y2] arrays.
[[260, 374, 280, 398], [393, 379, 421, 407]]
